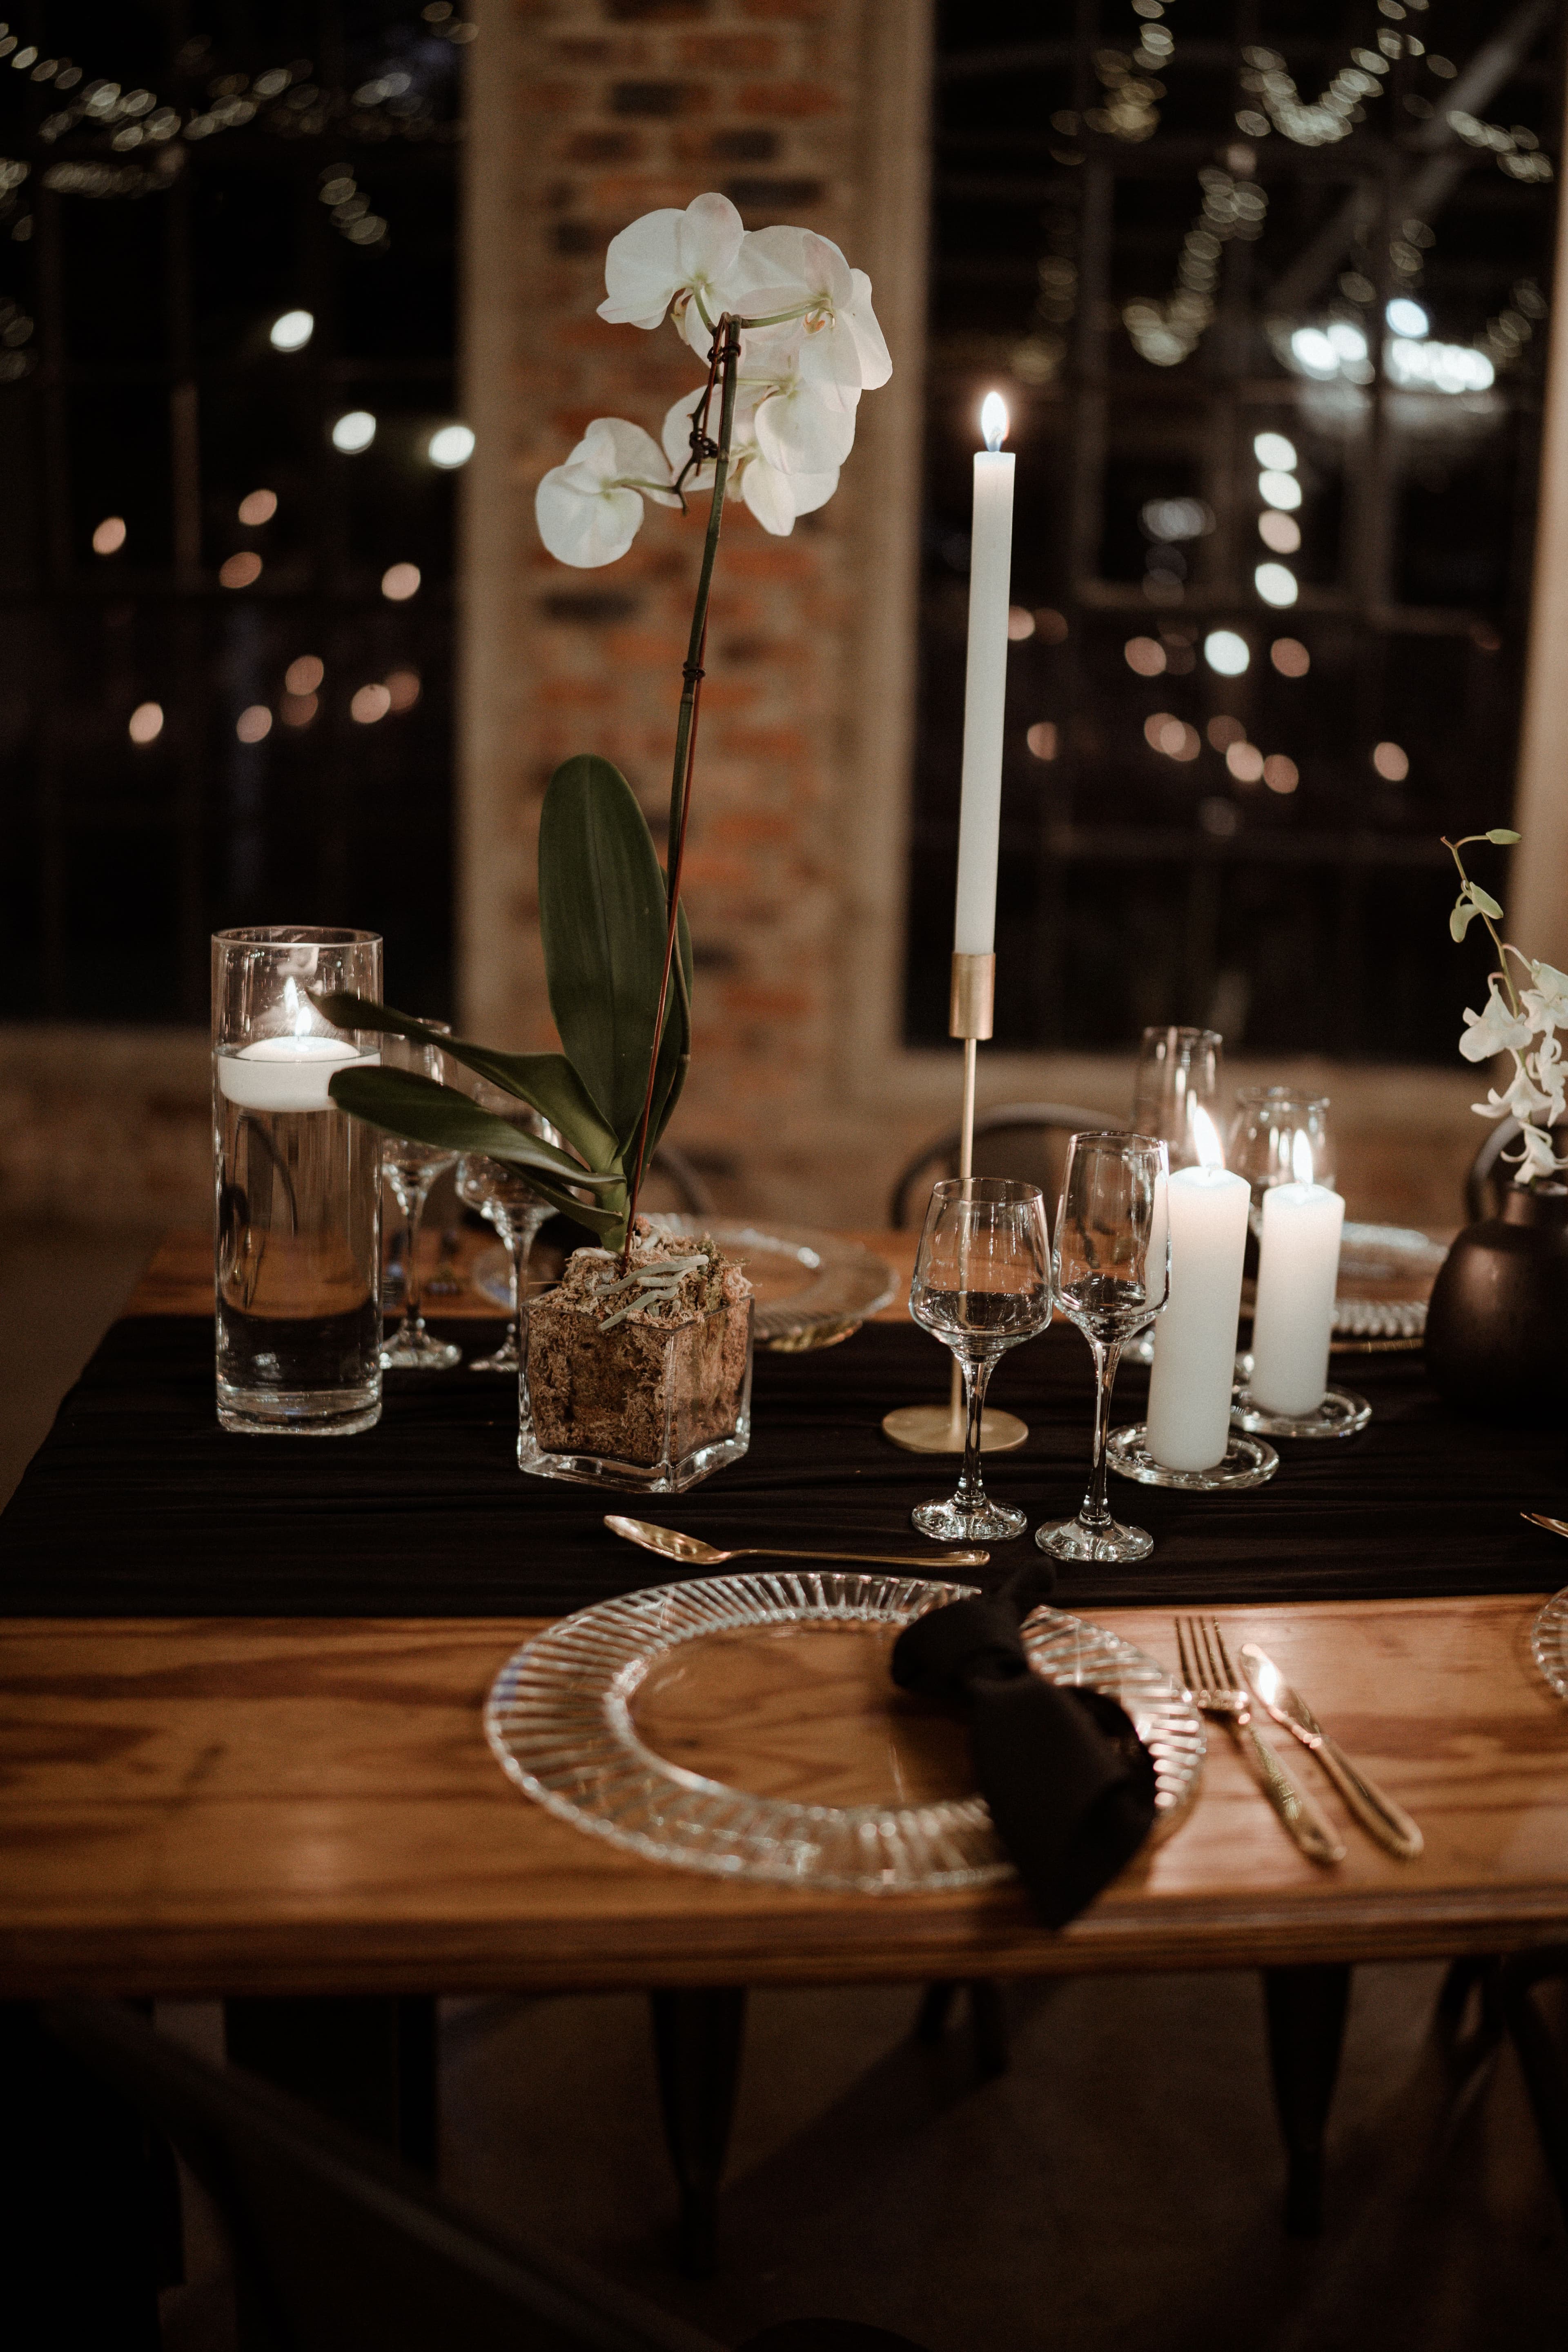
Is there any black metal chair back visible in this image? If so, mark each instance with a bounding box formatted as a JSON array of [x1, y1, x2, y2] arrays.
[[889, 1102, 1118, 1229], [42, 2002, 928, 2352]]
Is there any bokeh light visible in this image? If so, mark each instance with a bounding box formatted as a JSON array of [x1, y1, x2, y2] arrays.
[[1258, 470, 1301, 511], [1145, 712, 1199, 760], [332, 410, 377, 453], [285, 655, 324, 696], [1263, 754, 1300, 794], [269, 309, 314, 352], [1124, 636, 1166, 676], [1034, 608, 1069, 644], [428, 423, 475, 469], [1007, 604, 1036, 641], [1386, 297, 1430, 338], [1204, 630, 1249, 676], [1258, 510, 1301, 555], [280, 693, 318, 728], [92, 515, 126, 555], [220, 551, 262, 588], [1255, 563, 1298, 608], [1207, 715, 1245, 751], [1270, 637, 1310, 677], [385, 669, 421, 712], [381, 563, 420, 601], [1372, 741, 1409, 781], [127, 701, 162, 744], [236, 705, 272, 743], [238, 488, 277, 526], [1253, 432, 1297, 472], [1025, 720, 1058, 760], [1226, 742, 1264, 783], [351, 682, 392, 724]]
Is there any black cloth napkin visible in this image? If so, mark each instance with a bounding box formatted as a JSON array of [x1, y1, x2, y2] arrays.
[[891, 1561, 1158, 1927]]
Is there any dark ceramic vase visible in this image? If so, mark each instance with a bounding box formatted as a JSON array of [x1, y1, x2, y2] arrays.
[[1424, 1182, 1568, 1420]]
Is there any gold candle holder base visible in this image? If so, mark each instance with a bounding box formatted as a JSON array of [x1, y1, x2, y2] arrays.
[[882, 1403, 1029, 1455]]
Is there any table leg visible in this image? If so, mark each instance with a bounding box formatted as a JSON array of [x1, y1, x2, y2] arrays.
[[913, 1980, 1010, 2079], [648, 1987, 747, 2278], [1262, 1963, 1351, 2236], [223, 1997, 437, 2171], [0, 2002, 178, 2349], [1500, 1946, 1568, 2229]]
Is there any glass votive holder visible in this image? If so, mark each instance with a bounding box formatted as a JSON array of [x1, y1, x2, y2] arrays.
[[212, 926, 385, 1435]]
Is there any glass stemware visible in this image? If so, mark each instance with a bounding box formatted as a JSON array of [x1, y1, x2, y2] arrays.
[[1227, 1087, 1334, 1236], [1036, 1132, 1170, 1564], [457, 1080, 561, 1377], [908, 1178, 1052, 1544], [379, 1024, 461, 1373], [1127, 1027, 1221, 1366]]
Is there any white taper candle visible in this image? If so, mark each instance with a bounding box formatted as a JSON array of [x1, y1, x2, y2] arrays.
[[1250, 1180, 1346, 1415], [953, 392, 1016, 956]]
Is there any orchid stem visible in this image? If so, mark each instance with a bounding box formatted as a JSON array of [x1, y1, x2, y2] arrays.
[[620, 314, 742, 1267]]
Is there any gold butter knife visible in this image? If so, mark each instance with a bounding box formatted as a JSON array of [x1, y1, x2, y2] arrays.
[[1240, 1642, 1423, 1860]]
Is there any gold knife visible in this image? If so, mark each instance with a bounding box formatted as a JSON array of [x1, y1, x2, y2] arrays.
[[1240, 1642, 1423, 1860]]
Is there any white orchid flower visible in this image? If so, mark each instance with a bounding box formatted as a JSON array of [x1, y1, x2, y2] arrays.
[[732, 225, 892, 396], [1507, 1121, 1567, 1183], [1458, 983, 1533, 1063], [1473, 1061, 1554, 1126], [659, 390, 837, 536], [1535, 1030, 1568, 1123], [1524, 958, 1568, 1027], [598, 192, 746, 357], [746, 350, 858, 476], [534, 418, 679, 569]]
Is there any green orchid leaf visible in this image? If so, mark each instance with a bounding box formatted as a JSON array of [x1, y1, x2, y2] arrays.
[[647, 899, 694, 1156], [1450, 899, 1481, 941], [310, 993, 621, 1173], [326, 1067, 619, 1207], [1486, 828, 1522, 845], [539, 755, 669, 1144], [1467, 884, 1504, 920]]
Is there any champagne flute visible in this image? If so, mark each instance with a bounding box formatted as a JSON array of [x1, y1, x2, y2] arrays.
[[1035, 1132, 1170, 1564], [908, 1178, 1053, 1543], [1127, 1027, 1221, 1365], [457, 1079, 562, 1377], [380, 1024, 461, 1372]]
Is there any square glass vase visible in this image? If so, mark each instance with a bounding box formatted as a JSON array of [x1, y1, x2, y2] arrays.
[[518, 1291, 754, 1494]]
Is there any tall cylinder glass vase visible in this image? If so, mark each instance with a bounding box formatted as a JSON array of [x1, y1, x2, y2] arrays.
[[212, 926, 385, 1435]]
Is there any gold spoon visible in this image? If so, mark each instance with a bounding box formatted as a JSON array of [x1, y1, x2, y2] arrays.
[[1523, 1512, 1568, 1540], [604, 1515, 989, 1571]]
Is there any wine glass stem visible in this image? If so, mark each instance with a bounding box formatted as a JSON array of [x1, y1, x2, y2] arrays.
[[396, 1181, 432, 1345], [508, 1213, 546, 1356], [954, 1352, 995, 1509], [1082, 1335, 1124, 1530]]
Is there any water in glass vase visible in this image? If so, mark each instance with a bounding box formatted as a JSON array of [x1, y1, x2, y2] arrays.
[[215, 1067, 382, 1434]]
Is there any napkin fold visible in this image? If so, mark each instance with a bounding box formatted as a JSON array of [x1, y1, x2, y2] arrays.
[[891, 1562, 1157, 1927]]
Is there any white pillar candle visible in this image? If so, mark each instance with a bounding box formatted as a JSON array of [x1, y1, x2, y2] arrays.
[[216, 1036, 377, 1112], [1250, 1181, 1346, 1415], [1146, 1163, 1251, 1470], [953, 392, 1016, 956]]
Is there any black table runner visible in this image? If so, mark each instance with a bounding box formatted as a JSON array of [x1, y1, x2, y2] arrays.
[[0, 1314, 1561, 1616]]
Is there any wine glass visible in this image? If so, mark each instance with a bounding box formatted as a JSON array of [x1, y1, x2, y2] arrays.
[[1035, 1132, 1170, 1564], [1228, 1087, 1334, 1236], [380, 1024, 461, 1373], [1127, 1027, 1221, 1365], [457, 1079, 562, 1377], [908, 1178, 1053, 1543]]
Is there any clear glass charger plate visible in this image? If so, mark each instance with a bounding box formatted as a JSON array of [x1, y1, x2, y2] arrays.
[[1531, 1588, 1568, 1702], [477, 1217, 896, 1352], [483, 1571, 1206, 1895]]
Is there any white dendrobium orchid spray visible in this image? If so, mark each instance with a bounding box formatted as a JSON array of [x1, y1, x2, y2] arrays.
[[526, 192, 890, 1242], [1445, 826, 1568, 1183]]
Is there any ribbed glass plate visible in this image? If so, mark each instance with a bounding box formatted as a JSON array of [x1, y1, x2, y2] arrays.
[[477, 1219, 896, 1351], [1531, 1587, 1568, 1702], [483, 1572, 1205, 1895]]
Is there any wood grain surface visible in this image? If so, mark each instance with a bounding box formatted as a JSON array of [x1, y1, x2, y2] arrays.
[[2, 1595, 1564, 1999]]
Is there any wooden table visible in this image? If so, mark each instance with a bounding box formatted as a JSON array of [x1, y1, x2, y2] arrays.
[[2, 1229, 1564, 2259]]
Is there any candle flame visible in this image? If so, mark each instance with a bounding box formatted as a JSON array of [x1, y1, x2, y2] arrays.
[[283, 976, 311, 1039], [1291, 1130, 1315, 1185], [1191, 1104, 1225, 1171], [980, 391, 1009, 452]]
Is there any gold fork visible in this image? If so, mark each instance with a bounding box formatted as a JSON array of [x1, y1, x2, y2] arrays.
[[1175, 1617, 1346, 1866]]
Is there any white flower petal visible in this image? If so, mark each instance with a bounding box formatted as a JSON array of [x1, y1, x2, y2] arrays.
[[598, 207, 686, 328], [797, 314, 873, 393], [535, 471, 646, 567], [781, 464, 838, 517], [844, 267, 892, 388], [752, 380, 856, 474], [739, 456, 798, 535], [576, 416, 673, 488], [675, 191, 744, 287]]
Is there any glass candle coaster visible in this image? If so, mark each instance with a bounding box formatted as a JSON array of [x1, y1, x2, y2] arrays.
[[1107, 1424, 1279, 1491], [1231, 1386, 1371, 1439]]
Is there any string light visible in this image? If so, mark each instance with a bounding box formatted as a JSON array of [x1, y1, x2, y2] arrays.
[[332, 411, 377, 453], [92, 515, 126, 554], [269, 309, 313, 352], [127, 701, 163, 744], [381, 562, 420, 601]]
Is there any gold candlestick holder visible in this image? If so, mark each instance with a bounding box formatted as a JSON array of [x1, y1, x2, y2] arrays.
[[882, 951, 1029, 1456]]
